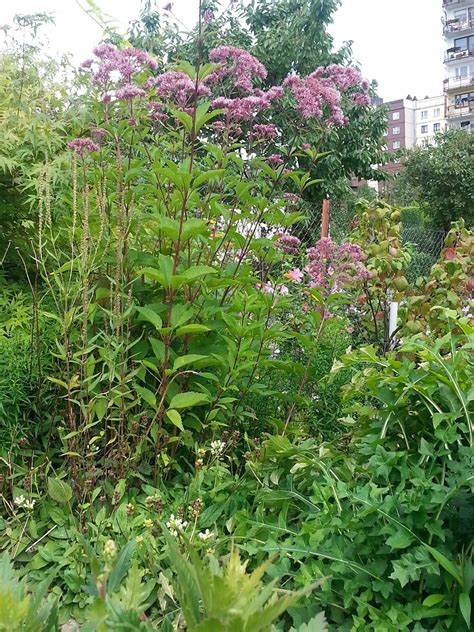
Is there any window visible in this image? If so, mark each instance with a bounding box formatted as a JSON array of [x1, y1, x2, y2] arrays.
[[421, 124, 428, 133], [434, 122, 441, 132], [422, 138, 429, 147], [456, 65, 468, 78], [392, 111, 400, 120], [421, 110, 428, 119], [455, 92, 474, 107], [433, 108, 441, 117], [392, 126, 400, 135], [454, 35, 474, 51], [392, 140, 401, 150]]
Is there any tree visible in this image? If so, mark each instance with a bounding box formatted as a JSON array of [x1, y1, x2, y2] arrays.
[[0, 14, 70, 275], [389, 129, 474, 230], [128, 0, 388, 208]]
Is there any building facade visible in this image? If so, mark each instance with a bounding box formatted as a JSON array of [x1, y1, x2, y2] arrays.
[[414, 95, 447, 145], [443, 0, 474, 131], [384, 98, 416, 175]]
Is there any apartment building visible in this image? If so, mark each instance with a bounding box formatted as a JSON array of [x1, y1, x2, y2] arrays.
[[443, 0, 474, 131], [414, 95, 447, 145], [384, 98, 416, 175]]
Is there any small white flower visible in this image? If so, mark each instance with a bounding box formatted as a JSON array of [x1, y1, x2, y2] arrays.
[[166, 513, 188, 537], [14, 496, 35, 511], [210, 440, 225, 457], [198, 529, 215, 541], [14, 495, 26, 508]]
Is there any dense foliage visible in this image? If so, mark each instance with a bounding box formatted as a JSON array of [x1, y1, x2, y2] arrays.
[[388, 129, 474, 230], [130, 0, 389, 205], [0, 6, 473, 632]]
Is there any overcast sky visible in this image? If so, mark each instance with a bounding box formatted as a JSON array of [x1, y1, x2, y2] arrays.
[[0, 0, 445, 102]]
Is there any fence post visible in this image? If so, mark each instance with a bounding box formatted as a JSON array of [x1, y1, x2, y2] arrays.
[[321, 198, 330, 239]]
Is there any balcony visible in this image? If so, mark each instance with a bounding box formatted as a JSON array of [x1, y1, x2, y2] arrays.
[[447, 103, 474, 118], [444, 74, 474, 91], [444, 47, 474, 62], [443, 0, 472, 6], [443, 18, 474, 34]]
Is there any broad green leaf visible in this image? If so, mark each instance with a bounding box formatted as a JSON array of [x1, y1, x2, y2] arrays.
[[136, 385, 157, 408], [166, 409, 184, 431], [169, 392, 209, 409], [108, 541, 137, 593], [427, 546, 462, 585], [47, 477, 73, 504], [174, 266, 217, 288], [422, 594, 445, 607], [176, 324, 210, 336], [150, 337, 165, 363], [386, 531, 413, 550], [136, 306, 162, 330], [173, 354, 209, 371], [459, 592, 471, 629], [94, 397, 107, 421]]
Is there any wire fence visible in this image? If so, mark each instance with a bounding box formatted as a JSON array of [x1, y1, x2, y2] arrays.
[[291, 201, 446, 285]]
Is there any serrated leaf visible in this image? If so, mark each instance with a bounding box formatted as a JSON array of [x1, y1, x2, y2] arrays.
[[291, 612, 328, 632], [166, 409, 184, 431]]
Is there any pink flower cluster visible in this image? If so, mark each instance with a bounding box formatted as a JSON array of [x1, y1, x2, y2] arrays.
[[83, 44, 157, 86], [116, 84, 146, 101], [207, 46, 267, 92], [212, 86, 283, 121], [285, 268, 304, 282], [276, 233, 301, 255], [253, 123, 277, 139], [283, 192, 301, 203], [257, 282, 289, 296], [268, 153, 283, 167], [151, 71, 210, 107], [67, 138, 100, 156], [283, 64, 370, 125], [147, 101, 168, 121], [306, 238, 370, 291]]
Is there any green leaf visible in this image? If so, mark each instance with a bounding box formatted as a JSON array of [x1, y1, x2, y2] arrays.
[[94, 397, 107, 421], [172, 266, 217, 288], [459, 592, 471, 628], [166, 409, 184, 431], [136, 306, 163, 330], [150, 337, 165, 363], [386, 531, 413, 550], [47, 477, 73, 504], [423, 594, 445, 608], [136, 385, 157, 409], [108, 541, 137, 593], [169, 392, 210, 409], [291, 612, 328, 631], [173, 354, 209, 371], [175, 324, 210, 336], [427, 546, 463, 586]]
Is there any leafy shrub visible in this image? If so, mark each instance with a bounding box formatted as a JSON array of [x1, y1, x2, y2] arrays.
[[248, 317, 353, 439], [0, 552, 58, 631], [0, 281, 56, 451]]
